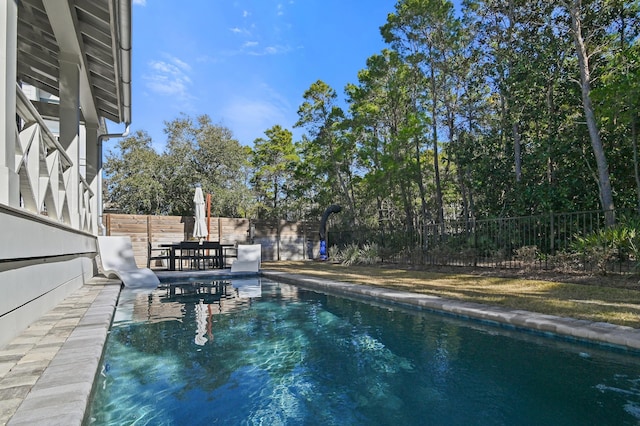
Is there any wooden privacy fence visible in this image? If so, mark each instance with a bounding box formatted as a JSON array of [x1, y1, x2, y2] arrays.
[[104, 213, 320, 268]]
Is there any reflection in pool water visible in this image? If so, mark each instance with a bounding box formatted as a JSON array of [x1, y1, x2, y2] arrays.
[[87, 277, 640, 425]]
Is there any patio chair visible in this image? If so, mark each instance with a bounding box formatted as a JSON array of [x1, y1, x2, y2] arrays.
[[200, 242, 222, 269], [97, 236, 160, 288], [231, 244, 261, 273], [178, 241, 203, 270], [147, 242, 170, 269]]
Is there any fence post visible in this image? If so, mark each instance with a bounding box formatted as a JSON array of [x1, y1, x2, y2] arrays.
[[146, 215, 152, 245], [473, 217, 478, 267], [277, 219, 281, 261]]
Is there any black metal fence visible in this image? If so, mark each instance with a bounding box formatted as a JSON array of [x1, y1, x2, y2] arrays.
[[328, 210, 639, 273]]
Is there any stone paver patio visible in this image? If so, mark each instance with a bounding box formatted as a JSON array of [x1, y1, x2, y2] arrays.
[[0, 277, 120, 426]]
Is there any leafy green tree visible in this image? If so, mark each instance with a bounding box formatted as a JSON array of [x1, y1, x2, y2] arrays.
[[106, 0, 640, 236], [590, 1, 640, 212], [105, 115, 251, 217], [347, 49, 424, 232], [162, 114, 251, 216], [382, 0, 462, 226], [250, 125, 299, 219], [104, 130, 165, 214], [563, 0, 616, 224], [190, 116, 252, 218], [295, 80, 358, 224], [459, 0, 599, 217]]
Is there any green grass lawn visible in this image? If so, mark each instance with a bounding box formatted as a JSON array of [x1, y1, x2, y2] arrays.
[[262, 261, 640, 329]]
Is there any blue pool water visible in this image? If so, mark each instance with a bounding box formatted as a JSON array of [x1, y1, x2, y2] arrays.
[[86, 276, 640, 425]]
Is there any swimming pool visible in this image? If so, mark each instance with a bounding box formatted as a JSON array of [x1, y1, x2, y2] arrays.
[[86, 276, 640, 425]]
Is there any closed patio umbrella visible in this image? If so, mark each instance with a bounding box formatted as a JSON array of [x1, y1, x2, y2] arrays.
[[193, 184, 208, 241], [194, 300, 208, 346]]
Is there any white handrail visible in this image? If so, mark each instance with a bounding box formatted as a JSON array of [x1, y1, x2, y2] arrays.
[[15, 84, 72, 168]]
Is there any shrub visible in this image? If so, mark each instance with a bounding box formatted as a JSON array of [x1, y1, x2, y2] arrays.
[[551, 251, 584, 273], [359, 243, 380, 265], [571, 223, 640, 274], [340, 243, 361, 266], [514, 245, 538, 270], [328, 245, 341, 262]]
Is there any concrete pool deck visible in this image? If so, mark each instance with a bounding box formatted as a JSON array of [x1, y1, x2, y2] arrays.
[[1, 269, 640, 424]]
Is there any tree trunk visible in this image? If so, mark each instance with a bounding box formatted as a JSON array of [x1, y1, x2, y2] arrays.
[[273, 181, 278, 215], [429, 59, 445, 228], [513, 122, 522, 182], [632, 113, 640, 214], [414, 135, 430, 220], [400, 177, 415, 234], [507, 0, 522, 185], [546, 79, 556, 186], [467, 168, 476, 218], [568, 0, 616, 225], [323, 127, 356, 220]]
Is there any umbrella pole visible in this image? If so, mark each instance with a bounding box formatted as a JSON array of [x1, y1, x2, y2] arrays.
[[206, 193, 211, 242]]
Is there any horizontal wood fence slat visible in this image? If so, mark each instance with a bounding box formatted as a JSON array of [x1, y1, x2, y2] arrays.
[[105, 213, 320, 268]]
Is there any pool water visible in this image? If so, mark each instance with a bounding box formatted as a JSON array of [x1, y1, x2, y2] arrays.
[[86, 277, 640, 425]]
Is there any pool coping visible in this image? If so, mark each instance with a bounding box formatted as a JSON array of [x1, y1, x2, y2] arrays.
[[3, 269, 640, 425]]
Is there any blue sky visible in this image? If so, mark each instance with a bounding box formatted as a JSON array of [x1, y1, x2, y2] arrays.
[[128, 0, 401, 150]]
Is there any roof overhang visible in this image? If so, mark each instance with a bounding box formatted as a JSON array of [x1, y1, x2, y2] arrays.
[[17, 0, 131, 125]]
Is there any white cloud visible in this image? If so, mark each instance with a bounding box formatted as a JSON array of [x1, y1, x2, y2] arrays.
[[244, 44, 292, 56], [143, 54, 193, 103], [170, 57, 191, 72], [216, 40, 293, 58], [133, 0, 146, 5], [230, 26, 251, 36]]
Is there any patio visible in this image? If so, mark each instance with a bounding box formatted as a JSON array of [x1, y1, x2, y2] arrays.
[[0, 276, 120, 425]]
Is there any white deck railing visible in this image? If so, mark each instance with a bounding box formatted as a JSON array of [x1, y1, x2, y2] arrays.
[[14, 84, 94, 233]]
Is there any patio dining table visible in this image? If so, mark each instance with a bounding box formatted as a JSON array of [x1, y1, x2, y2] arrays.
[[160, 241, 234, 271]]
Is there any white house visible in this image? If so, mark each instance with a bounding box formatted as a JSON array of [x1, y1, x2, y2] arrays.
[[0, 0, 131, 348]]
